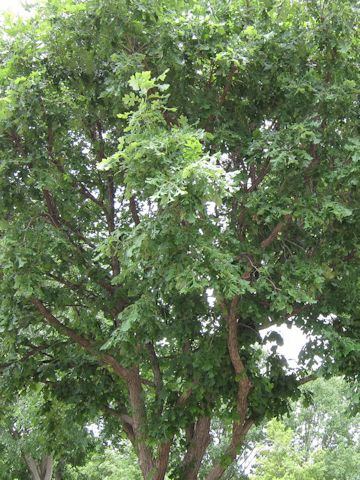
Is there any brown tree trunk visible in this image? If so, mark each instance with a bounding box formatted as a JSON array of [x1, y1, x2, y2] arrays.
[[127, 367, 155, 478], [182, 416, 211, 480]]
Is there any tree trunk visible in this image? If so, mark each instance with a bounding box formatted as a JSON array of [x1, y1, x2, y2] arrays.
[[42, 455, 54, 480], [24, 454, 54, 480], [182, 416, 211, 480], [127, 368, 155, 478]]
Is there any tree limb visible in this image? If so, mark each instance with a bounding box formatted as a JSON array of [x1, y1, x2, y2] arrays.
[[127, 366, 155, 478], [260, 215, 291, 249], [102, 405, 136, 445], [207, 298, 252, 480], [129, 195, 141, 225], [154, 441, 172, 480], [0, 344, 55, 372], [298, 374, 317, 386], [146, 342, 162, 406], [24, 455, 41, 480], [31, 299, 129, 381], [205, 419, 253, 480], [182, 416, 211, 480]]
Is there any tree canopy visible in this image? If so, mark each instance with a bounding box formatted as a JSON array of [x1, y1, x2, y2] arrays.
[[0, 388, 93, 480], [0, 0, 360, 479], [250, 378, 360, 480], [66, 446, 143, 480]]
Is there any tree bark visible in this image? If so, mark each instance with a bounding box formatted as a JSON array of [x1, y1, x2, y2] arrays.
[[127, 367, 155, 478], [24, 454, 53, 480], [182, 416, 211, 480], [205, 420, 253, 480], [24, 456, 42, 480], [31, 299, 129, 381], [42, 455, 54, 480], [154, 441, 172, 480]]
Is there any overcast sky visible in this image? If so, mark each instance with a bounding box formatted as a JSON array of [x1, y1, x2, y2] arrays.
[[0, 0, 28, 15]]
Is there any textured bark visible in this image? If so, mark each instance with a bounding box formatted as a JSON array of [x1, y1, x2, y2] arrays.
[[24, 456, 41, 480], [129, 195, 141, 225], [127, 367, 155, 478], [260, 215, 290, 249], [154, 441, 172, 480], [42, 456, 54, 480], [103, 405, 136, 446], [182, 416, 211, 480]]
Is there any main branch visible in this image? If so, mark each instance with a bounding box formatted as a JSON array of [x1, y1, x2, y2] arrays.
[[206, 297, 252, 480], [31, 299, 128, 381]]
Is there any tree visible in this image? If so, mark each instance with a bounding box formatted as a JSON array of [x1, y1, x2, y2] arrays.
[[249, 419, 326, 480], [65, 446, 142, 480], [0, 0, 360, 478], [0, 387, 94, 480], [198, 414, 266, 480], [250, 378, 360, 480], [289, 378, 360, 461]]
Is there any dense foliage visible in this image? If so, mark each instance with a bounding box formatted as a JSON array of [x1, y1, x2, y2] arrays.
[[65, 447, 142, 480], [250, 378, 360, 480], [0, 0, 360, 478], [0, 388, 93, 479]]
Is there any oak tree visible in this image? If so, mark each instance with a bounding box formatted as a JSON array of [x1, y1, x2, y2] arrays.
[[0, 0, 359, 478]]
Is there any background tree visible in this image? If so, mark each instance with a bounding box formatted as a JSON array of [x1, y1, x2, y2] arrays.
[[0, 0, 360, 479], [289, 378, 360, 459], [250, 378, 360, 480], [0, 387, 94, 480], [249, 419, 326, 480], [65, 446, 142, 480]]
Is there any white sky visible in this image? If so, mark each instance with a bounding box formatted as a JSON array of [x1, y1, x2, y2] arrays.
[[264, 324, 307, 368], [0, 0, 28, 15]]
